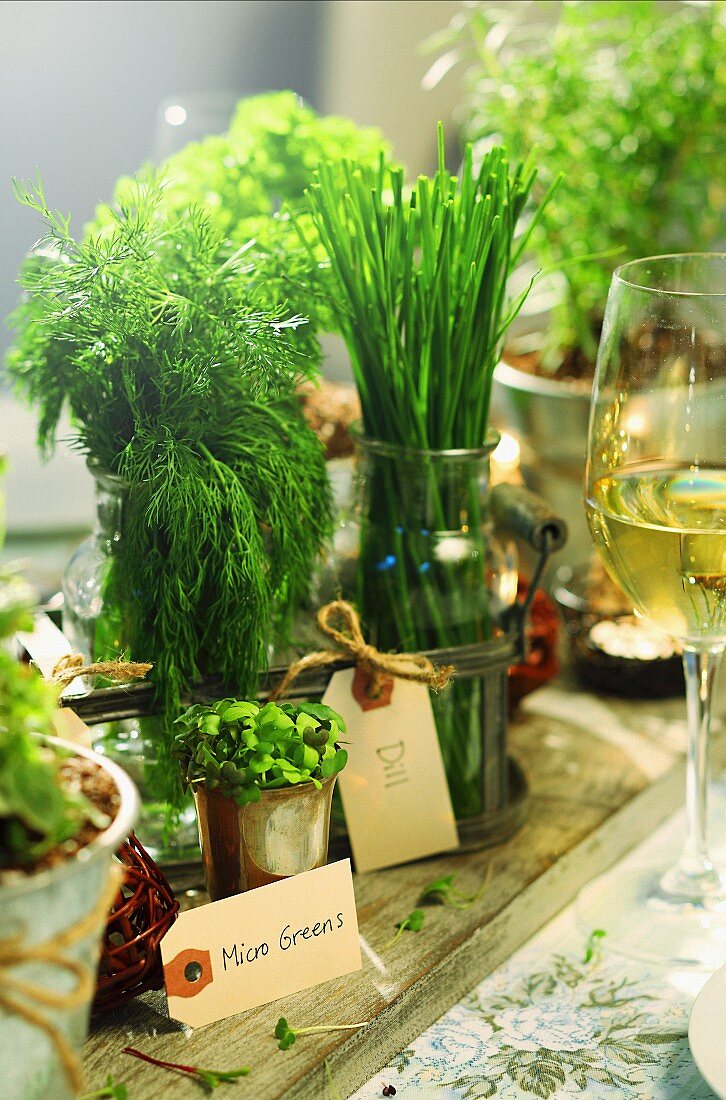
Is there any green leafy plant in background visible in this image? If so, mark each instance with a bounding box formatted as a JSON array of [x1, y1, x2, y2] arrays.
[[427, 0, 725, 370], [90, 91, 393, 358], [0, 459, 96, 868], [300, 125, 555, 817], [173, 699, 347, 805], [7, 176, 332, 807]]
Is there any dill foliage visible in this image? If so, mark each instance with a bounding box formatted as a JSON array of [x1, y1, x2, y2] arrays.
[[7, 177, 332, 804], [88, 92, 393, 361]]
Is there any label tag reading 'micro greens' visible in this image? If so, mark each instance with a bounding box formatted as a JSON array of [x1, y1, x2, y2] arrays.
[[162, 860, 361, 1029], [325, 668, 459, 873]]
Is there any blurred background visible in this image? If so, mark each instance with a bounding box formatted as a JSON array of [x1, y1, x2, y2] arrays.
[[1, 0, 475, 585], [1, 0, 721, 591]]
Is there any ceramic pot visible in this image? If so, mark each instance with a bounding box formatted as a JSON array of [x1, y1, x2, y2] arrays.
[[491, 359, 592, 568], [194, 776, 338, 901], [0, 739, 138, 1100]]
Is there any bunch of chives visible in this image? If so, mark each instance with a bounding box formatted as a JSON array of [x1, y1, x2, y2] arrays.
[[304, 124, 555, 452], [301, 126, 554, 818]]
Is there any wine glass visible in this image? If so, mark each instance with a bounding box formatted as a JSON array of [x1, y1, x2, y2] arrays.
[[580, 253, 726, 968]]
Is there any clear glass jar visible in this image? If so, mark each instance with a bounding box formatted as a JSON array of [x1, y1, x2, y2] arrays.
[[62, 469, 128, 662], [62, 468, 198, 870], [339, 437, 519, 828]]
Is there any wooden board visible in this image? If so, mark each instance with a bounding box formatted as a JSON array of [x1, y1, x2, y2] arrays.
[[83, 685, 690, 1099]]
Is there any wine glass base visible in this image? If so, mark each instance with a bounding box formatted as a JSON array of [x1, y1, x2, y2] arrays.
[[577, 865, 726, 970]]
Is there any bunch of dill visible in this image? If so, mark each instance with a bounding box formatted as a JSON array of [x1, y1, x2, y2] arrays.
[[7, 175, 332, 805]]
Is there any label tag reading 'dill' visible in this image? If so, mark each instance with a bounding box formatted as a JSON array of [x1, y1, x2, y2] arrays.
[[324, 669, 459, 873], [161, 860, 361, 1029]]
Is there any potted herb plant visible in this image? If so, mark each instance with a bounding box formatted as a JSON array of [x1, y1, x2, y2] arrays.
[[7, 176, 332, 856], [0, 463, 138, 1099], [298, 126, 555, 836], [427, 0, 724, 560], [173, 699, 347, 900]]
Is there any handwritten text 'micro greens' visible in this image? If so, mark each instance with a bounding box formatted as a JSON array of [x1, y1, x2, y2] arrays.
[[221, 913, 346, 971]]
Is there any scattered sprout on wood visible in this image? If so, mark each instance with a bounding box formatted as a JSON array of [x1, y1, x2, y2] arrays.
[[384, 909, 426, 951], [324, 1058, 343, 1100], [382, 1087, 397, 1097], [79, 1077, 128, 1100], [583, 929, 607, 965], [173, 700, 348, 804], [419, 864, 494, 909], [274, 1017, 368, 1051], [122, 1047, 250, 1092]]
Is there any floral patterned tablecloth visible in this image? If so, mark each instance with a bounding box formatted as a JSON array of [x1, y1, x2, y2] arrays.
[[355, 794, 726, 1100]]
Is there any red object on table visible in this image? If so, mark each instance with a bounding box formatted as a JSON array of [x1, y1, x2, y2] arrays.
[[94, 833, 179, 1013], [508, 583, 559, 713]]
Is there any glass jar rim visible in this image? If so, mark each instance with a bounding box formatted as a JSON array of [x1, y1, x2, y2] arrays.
[[613, 252, 726, 298], [86, 459, 130, 488], [357, 431, 501, 460]]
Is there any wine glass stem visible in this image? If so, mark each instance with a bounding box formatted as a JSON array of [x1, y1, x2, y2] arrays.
[[672, 645, 725, 892]]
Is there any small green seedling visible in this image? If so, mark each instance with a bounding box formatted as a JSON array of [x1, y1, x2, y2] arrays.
[[324, 1058, 343, 1100], [79, 1077, 128, 1100], [274, 1017, 368, 1051], [174, 700, 348, 806], [419, 864, 494, 909], [123, 1047, 250, 1092], [384, 909, 425, 950], [583, 929, 607, 965]]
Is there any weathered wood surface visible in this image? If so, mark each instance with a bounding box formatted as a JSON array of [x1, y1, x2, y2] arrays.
[[83, 685, 691, 1099]]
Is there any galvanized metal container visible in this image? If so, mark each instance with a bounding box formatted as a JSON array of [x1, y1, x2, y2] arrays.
[[0, 740, 138, 1100]]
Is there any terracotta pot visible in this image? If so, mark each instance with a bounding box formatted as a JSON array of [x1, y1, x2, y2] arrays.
[[194, 776, 338, 901]]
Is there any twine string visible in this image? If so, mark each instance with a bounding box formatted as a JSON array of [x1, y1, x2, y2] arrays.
[[50, 653, 153, 688], [269, 600, 454, 702], [0, 865, 122, 1094]]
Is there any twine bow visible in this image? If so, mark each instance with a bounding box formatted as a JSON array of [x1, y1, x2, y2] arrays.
[[0, 864, 122, 1094], [269, 600, 454, 702], [51, 653, 153, 688]]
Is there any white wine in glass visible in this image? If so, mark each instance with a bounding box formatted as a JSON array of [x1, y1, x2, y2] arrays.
[[581, 253, 726, 968]]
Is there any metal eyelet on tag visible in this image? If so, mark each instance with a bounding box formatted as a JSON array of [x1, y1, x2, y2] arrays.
[[165, 947, 213, 998]]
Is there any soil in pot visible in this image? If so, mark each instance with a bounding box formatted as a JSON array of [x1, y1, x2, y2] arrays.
[[505, 344, 596, 385], [2, 754, 121, 876]]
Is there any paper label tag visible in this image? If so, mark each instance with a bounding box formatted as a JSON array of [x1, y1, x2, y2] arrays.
[[16, 612, 86, 698], [51, 707, 93, 747], [161, 860, 361, 1029], [324, 669, 459, 873]]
